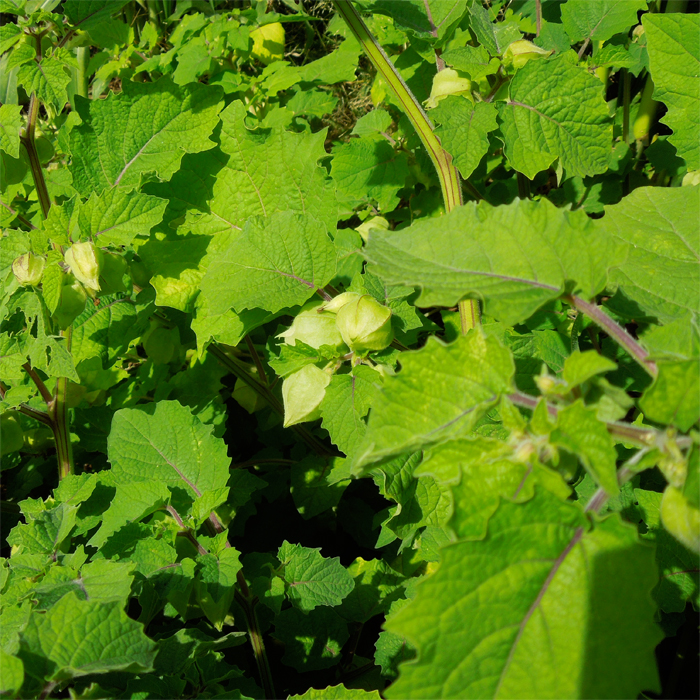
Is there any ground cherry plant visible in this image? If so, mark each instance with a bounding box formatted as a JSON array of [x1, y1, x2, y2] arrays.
[[0, 0, 698, 698]]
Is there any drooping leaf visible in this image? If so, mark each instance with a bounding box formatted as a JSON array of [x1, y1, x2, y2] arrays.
[[386, 492, 662, 699], [277, 541, 355, 612], [639, 359, 699, 433], [364, 198, 624, 326], [498, 54, 612, 178], [195, 547, 242, 631], [69, 78, 224, 195], [433, 98, 499, 179], [353, 332, 514, 469], [643, 14, 700, 170], [200, 211, 336, 316]]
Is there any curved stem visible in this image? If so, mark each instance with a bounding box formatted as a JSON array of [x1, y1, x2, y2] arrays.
[[565, 295, 657, 378]]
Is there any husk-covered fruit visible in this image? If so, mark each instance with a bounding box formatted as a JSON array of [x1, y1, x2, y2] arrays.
[[335, 294, 393, 355], [12, 253, 45, 286], [65, 241, 104, 292], [282, 365, 330, 427]]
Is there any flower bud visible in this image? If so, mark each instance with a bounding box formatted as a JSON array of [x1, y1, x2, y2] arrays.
[[424, 68, 472, 109], [277, 301, 347, 351], [503, 40, 552, 69], [335, 294, 393, 355], [12, 253, 45, 286], [282, 364, 330, 427], [355, 216, 389, 243], [64, 241, 103, 292], [52, 275, 87, 330], [661, 485, 700, 554]]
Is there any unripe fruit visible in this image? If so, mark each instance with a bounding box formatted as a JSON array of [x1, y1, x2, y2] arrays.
[[282, 364, 330, 427], [52, 275, 87, 330], [661, 485, 700, 554], [355, 216, 389, 243], [12, 253, 45, 286], [250, 22, 285, 65], [278, 301, 346, 350], [129, 260, 152, 289], [98, 251, 128, 295], [503, 40, 552, 69], [65, 241, 103, 292], [321, 292, 361, 314], [233, 378, 267, 414], [1, 412, 24, 456], [425, 68, 472, 109], [335, 295, 393, 355]]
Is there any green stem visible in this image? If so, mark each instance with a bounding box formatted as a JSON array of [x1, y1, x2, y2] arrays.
[[516, 171, 530, 200], [75, 46, 89, 99], [21, 93, 51, 219], [235, 573, 276, 700], [331, 0, 481, 332], [632, 76, 657, 143], [621, 69, 631, 145], [50, 328, 74, 479]]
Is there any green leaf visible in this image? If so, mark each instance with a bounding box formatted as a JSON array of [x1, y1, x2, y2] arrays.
[[337, 557, 405, 623], [200, 212, 336, 316], [561, 0, 647, 45], [277, 541, 355, 612], [107, 400, 230, 499], [433, 98, 499, 180], [498, 54, 612, 178], [561, 350, 617, 389], [635, 488, 700, 613], [87, 480, 170, 549], [320, 366, 381, 458], [17, 593, 156, 691], [643, 14, 700, 170], [354, 332, 514, 469], [16, 50, 72, 112], [551, 400, 619, 496], [386, 492, 661, 699], [7, 503, 77, 556], [639, 359, 699, 433], [360, 1, 467, 41], [468, 1, 522, 56], [289, 684, 381, 699], [69, 78, 224, 195], [274, 607, 349, 671], [62, 1, 130, 31], [375, 627, 416, 681], [195, 547, 242, 631], [441, 45, 500, 82], [331, 136, 410, 213], [365, 198, 623, 327], [0, 648, 23, 696], [603, 186, 700, 323], [290, 456, 349, 520], [0, 103, 22, 158]]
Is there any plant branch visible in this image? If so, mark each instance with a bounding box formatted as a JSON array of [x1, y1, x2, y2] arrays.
[[48, 328, 74, 479], [0, 382, 53, 427], [245, 336, 268, 386], [22, 363, 53, 404], [535, 0, 542, 37], [565, 295, 657, 378], [507, 390, 692, 450], [0, 200, 36, 229], [21, 93, 51, 219]]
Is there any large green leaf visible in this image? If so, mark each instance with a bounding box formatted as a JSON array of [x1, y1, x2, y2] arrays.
[[639, 359, 699, 433], [602, 186, 700, 323], [200, 211, 336, 315], [386, 492, 662, 699], [107, 400, 230, 499], [358, 1, 467, 41], [498, 54, 612, 178], [69, 78, 224, 195], [17, 593, 155, 693], [433, 98, 499, 179], [364, 198, 624, 325], [561, 0, 647, 45], [353, 332, 514, 470], [195, 547, 242, 631], [643, 14, 700, 170]]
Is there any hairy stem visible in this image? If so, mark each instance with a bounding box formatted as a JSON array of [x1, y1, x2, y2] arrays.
[[49, 328, 74, 479], [565, 295, 657, 378], [21, 93, 51, 219], [75, 46, 90, 99]]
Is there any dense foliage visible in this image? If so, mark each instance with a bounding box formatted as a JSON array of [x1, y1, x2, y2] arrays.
[[1, 0, 698, 698]]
